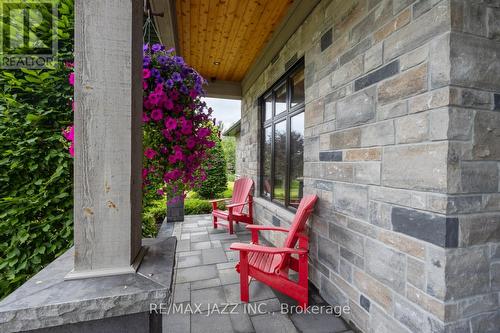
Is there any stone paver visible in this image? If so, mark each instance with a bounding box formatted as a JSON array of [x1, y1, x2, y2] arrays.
[[163, 215, 351, 333]]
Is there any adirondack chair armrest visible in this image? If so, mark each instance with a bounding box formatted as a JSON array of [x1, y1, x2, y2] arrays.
[[246, 225, 288, 244], [245, 225, 309, 244], [209, 198, 227, 203], [226, 201, 248, 209], [209, 198, 229, 209], [246, 225, 289, 233], [230, 243, 308, 255]]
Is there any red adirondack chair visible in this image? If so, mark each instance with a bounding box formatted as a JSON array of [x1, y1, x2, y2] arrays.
[[210, 177, 254, 234], [230, 194, 318, 309]]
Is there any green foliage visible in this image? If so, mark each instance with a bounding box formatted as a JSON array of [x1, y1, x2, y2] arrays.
[[221, 181, 234, 199], [184, 198, 213, 215], [141, 194, 162, 237], [221, 136, 236, 176], [185, 181, 233, 215], [184, 198, 228, 215], [197, 126, 227, 199], [0, 0, 74, 299]]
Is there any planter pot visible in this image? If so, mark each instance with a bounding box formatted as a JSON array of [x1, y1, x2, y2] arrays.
[[167, 197, 184, 222]]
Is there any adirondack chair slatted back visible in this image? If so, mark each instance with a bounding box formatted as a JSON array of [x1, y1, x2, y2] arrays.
[[231, 178, 253, 214], [278, 195, 318, 271]]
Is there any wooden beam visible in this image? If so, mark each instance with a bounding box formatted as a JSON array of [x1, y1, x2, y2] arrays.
[[150, 0, 179, 52], [204, 80, 242, 100]]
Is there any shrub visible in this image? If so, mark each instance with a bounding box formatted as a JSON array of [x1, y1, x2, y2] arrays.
[[184, 198, 227, 215], [0, 0, 74, 299], [142, 194, 163, 237], [197, 126, 227, 199]]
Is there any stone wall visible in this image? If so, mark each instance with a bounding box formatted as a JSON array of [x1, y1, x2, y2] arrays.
[[237, 0, 500, 332]]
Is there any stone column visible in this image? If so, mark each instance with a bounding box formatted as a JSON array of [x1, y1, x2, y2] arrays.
[[69, 0, 144, 279]]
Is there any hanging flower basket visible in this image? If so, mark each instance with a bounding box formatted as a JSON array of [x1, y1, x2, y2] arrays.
[[63, 44, 214, 222], [142, 44, 215, 221]]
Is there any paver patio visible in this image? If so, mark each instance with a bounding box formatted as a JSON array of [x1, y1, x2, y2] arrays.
[[162, 215, 353, 333]]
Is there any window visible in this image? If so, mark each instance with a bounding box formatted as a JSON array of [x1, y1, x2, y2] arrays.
[[260, 60, 305, 210]]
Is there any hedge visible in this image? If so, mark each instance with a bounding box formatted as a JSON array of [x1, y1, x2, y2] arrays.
[[0, 0, 74, 299]]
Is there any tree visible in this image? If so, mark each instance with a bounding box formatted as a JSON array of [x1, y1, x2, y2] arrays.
[[222, 136, 236, 176], [197, 124, 228, 199]]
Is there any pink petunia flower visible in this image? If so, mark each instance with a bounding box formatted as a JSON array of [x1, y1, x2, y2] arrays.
[[161, 129, 172, 140], [186, 137, 196, 149], [189, 89, 198, 99], [143, 69, 151, 79], [63, 126, 74, 141], [150, 109, 163, 121], [180, 118, 193, 135], [148, 93, 161, 105], [197, 127, 211, 138], [164, 99, 174, 110], [69, 72, 74, 86], [69, 143, 74, 157], [164, 117, 177, 130], [144, 148, 157, 159], [144, 97, 152, 109], [170, 89, 179, 101]]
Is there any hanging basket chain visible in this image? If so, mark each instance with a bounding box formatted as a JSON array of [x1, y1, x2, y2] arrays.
[[143, 7, 161, 46]]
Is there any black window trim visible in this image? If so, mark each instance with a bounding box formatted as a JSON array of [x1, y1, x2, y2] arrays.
[[259, 58, 305, 211]]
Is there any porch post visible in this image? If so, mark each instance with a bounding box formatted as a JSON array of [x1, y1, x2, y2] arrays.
[[69, 0, 144, 278]]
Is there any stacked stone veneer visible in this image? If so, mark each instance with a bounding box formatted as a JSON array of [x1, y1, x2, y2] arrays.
[[236, 0, 500, 332]]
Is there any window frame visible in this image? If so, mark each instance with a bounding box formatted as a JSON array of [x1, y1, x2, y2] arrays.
[[259, 58, 305, 211]]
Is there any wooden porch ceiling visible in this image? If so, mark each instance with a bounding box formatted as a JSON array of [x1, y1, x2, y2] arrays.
[[175, 0, 293, 82]]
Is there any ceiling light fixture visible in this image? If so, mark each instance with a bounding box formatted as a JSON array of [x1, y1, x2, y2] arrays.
[[213, 61, 221, 65]]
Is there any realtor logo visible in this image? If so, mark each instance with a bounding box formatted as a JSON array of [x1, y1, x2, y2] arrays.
[[0, 0, 58, 69]]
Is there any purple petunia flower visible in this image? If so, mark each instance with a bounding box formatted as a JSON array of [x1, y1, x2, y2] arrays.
[[158, 56, 168, 65], [172, 72, 182, 82], [174, 56, 184, 65], [143, 44, 149, 51], [152, 43, 162, 52], [165, 79, 174, 88], [151, 68, 161, 78], [179, 85, 188, 94]]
